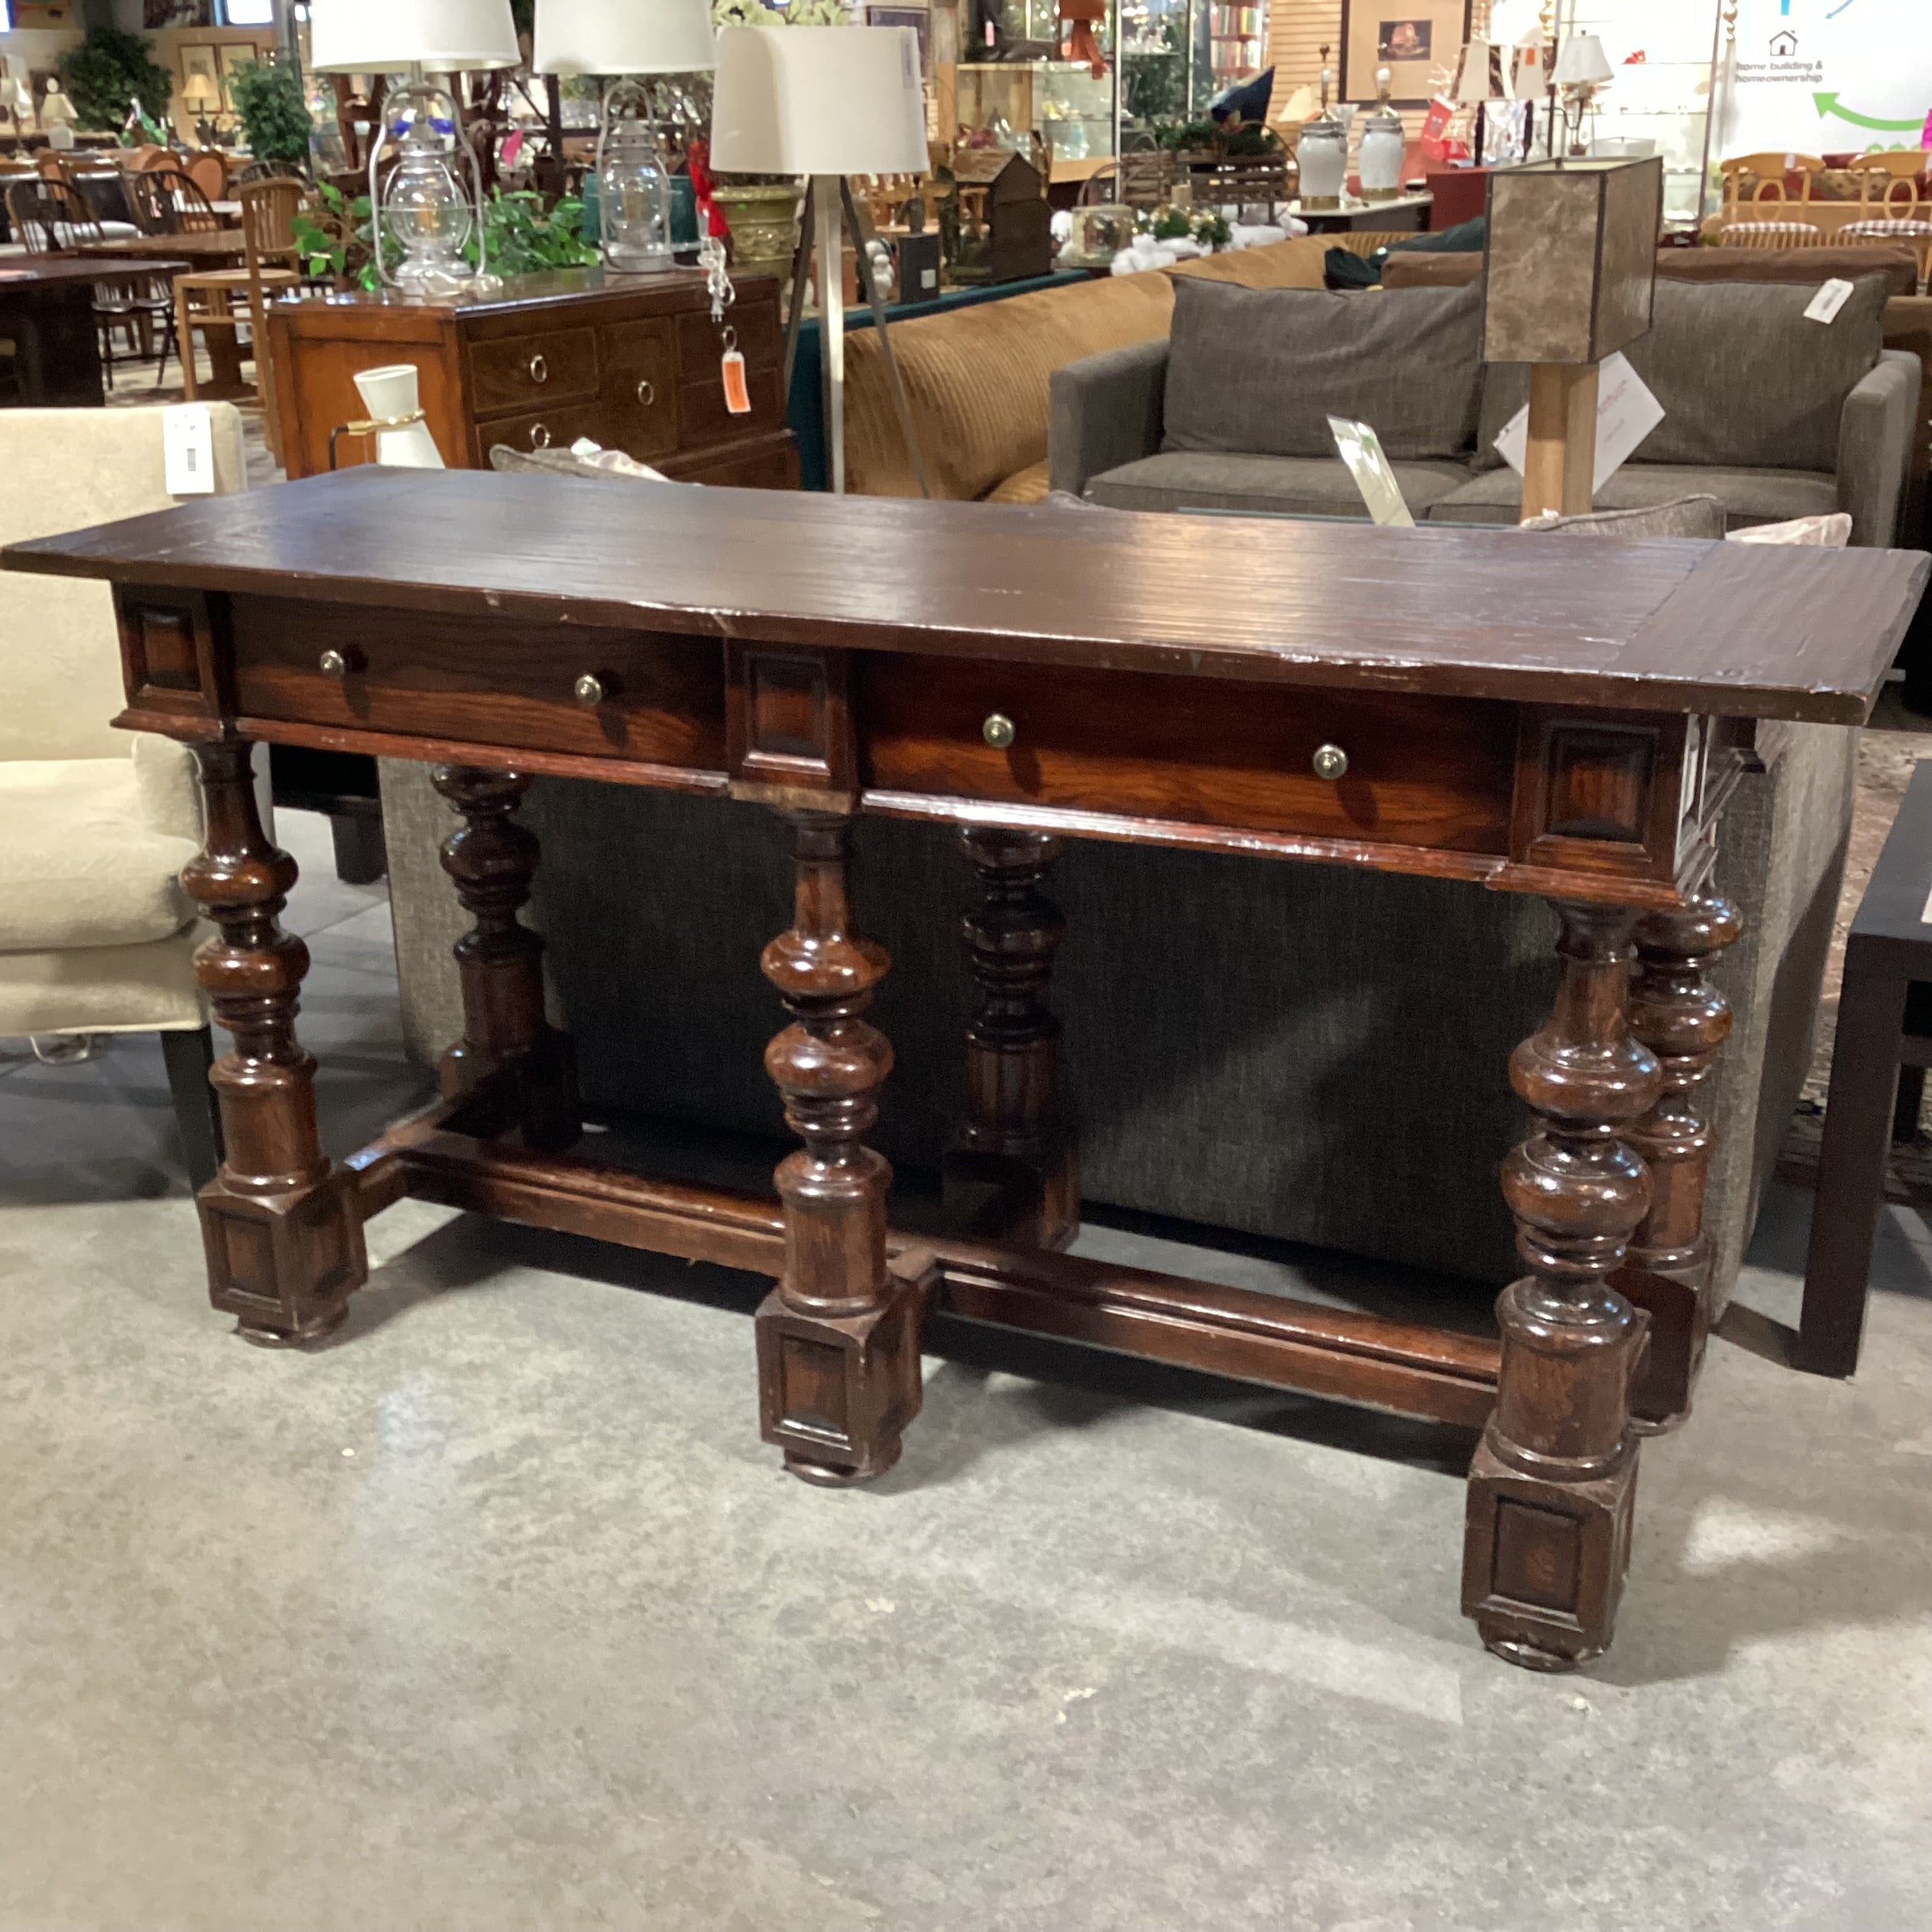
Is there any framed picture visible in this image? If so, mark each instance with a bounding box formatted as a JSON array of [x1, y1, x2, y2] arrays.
[[866, 5, 931, 77], [1339, 0, 1470, 105], [178, 42, 222, 99], [217, 41, 258, 112]]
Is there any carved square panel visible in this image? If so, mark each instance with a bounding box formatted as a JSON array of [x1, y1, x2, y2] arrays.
[[1546, 728, 1654, 843], [212, 1209, 276, 1302], [1491, 1497, 1582, 1613], [1511, 708, 1688, 888], [779, 1334, 851, 1440], [725, 644, 856, 803], [115, 585, 223, 718]]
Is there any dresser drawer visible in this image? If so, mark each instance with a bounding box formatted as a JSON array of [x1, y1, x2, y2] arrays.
[[676, 300, 781, 373], [678, 362, 784, 449], [471, 399, 608, 466], [229, 598, 725, 770], [597, 317, 680, 460], [861, 657, 1518, 852], [470, 327, 600, 414]]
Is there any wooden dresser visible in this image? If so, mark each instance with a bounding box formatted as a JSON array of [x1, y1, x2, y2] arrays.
[[267, 267, 796, 487]]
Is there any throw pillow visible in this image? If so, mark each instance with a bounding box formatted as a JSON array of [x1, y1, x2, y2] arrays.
[[1520, 496, 1726, 540], [1476, 275, 1889, 473], [1162, 276, 1486, 461]]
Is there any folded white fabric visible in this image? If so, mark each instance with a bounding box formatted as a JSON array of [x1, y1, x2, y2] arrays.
[[1727, 512, 1853, 547]]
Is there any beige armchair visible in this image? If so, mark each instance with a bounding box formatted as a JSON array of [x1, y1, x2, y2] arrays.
[[0, 403, 249, 1188]]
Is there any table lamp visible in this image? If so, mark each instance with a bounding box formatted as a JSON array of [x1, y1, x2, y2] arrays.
[[536, 0, 715, 274], [182, 71, 224, 149], [1510, 33, 1547, 159], [1552, 32, 1613, 157], [710, 24, 930, 496], [1453, 36, 1500, 168], [309, 0, 519, 294], [1483, 154, 1663, 518]]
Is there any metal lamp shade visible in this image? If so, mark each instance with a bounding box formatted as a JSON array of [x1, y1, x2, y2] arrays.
[[535, 0, 716, 77], [709, 25, 928, 178], [309, 0, 520, 74]]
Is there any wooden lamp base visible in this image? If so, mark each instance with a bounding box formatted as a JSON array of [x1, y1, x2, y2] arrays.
[[1521, 361, 1600, 521]]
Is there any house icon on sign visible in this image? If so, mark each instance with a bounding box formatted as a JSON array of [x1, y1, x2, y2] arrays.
[[1769, 29, 1798, 54]]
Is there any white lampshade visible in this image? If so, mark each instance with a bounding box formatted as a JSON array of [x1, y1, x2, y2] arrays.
[[1454, 37, 1500, 104], [1552, 33, 1614, 88], [535, 0, 716, 77], [709, 25, 927, 178], [309, 0, 520, 74], [1509, 36, 1546, 102]]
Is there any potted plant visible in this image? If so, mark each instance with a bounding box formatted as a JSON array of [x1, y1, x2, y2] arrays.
[[229, 60, 316, 173], [57, 28, 171, 134]]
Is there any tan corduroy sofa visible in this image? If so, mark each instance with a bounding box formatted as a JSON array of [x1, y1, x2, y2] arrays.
[[842, 234, 1410, 502]]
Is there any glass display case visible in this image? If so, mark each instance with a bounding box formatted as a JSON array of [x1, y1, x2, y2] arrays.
[[951, 0, 1122, 180]]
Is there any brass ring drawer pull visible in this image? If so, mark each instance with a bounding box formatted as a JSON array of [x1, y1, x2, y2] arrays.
[[574, 672, 607, 707], [636, 377, 655, 407], [318, 648, 353, 679], [530, 423, 552, 450], [982, 712, 1016, 750], [529, 353, 549, 384], [1312, 743, 1349, 782]]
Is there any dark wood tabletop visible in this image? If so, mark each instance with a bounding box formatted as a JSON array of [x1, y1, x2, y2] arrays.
[[66, 231, 248, 264], [8, 466, 1926, 723], [0, 254, 189, 288]]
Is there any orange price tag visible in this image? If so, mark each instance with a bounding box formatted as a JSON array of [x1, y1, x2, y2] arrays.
[[721, 348, 751, 415]]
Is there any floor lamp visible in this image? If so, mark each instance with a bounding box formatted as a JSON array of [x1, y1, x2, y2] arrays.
[[710, 24, 930, 496]]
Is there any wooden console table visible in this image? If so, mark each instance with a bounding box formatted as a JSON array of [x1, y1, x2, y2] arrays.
[[7, 474, 1923, 1672], [266, 267, 796, 487]]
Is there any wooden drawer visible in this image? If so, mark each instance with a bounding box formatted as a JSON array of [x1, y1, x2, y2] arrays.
[[860, 657, 1518, 852], [229, 598, 725, 770], [469, 327, 600, 414], [661, 431, 799, 489], [597, 317, 680, 460], [470, 399, 607, 466], [677, 362, 784, 450], [676, 300, 781, 374]]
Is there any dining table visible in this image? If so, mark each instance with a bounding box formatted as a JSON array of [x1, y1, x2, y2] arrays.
[[0, 253, 189, 403], [66, 230, 253, 396]]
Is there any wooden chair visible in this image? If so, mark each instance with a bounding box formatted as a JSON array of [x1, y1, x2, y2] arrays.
[[1717, 219, 1824, 250], [147, 164, 227, 234], [176, 177, 306, 461], [1719, 152, 1825, 215], [184, 149, 228, 205], [1841, 152, 1932, 290]]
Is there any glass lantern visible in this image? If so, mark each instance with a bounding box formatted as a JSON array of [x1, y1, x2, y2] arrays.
[[375, 77, 479, 295], [597, 79, 674, 274]]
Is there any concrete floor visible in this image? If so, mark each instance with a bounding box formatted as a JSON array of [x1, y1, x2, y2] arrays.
[[3, 814, 1930, 1931]]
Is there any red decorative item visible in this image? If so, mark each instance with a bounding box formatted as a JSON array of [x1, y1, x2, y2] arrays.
[[686, 137, 731, 241], [1058, 0, 1108, 79]]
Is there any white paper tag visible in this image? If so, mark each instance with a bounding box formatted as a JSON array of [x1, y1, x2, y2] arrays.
[[1805, 278, 1855, 324], [162, 402, 215, 496], [1328, 415, 1414, 526], [1493, 352, 1664, 494]]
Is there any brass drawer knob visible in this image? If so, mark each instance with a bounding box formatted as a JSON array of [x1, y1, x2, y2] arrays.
[[635, 376, 655, 407], [318, 648, 352, 679], [1312, 743, 1349, 782], [529, 352, 549, 384], [530, 423, 552, 450], [982, 712, 1016, 750], [574, 672, 607, 707]]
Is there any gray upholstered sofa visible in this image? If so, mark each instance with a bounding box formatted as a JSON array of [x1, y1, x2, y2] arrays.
[[1050, 275, 1921, 545], [379, 710, 1853, 1309]]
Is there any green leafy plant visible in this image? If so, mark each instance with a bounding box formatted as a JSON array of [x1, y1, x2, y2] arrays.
[[711, 0, 851, 25], [290, 180, 378, 289], [230, 59, 315, 168], [1139, 205, 1233, 249], [58, 28, 172, 133], [470, 189, 600, 275]]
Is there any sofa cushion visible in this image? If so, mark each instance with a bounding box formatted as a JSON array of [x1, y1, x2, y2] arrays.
[[1476, 275, 1889, 473], [1161, 277, 1486, 461], [986, 459, 1051, 504], [1426, 462, 1839, 530], [844, 270, 1177, 500], [1522, 496, 1728, 539], [1087, 451, 1477, 517], [0, 758, 199, 951]]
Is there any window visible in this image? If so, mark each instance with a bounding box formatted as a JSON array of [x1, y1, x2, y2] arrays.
[[220, 0, 277, 24]]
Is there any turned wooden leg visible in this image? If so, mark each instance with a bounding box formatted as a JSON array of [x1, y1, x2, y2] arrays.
[[755, 811, 922, 1485], [1464, 901, 1663, 1672], [432, 766, 580, 1151], [182, 739, 367, 1346], [1616, 891, 1742, 1433], [942, 827, 1080, 1249]]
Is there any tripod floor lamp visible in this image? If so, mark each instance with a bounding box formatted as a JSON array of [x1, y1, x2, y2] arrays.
[[709, 24, 930, 496]]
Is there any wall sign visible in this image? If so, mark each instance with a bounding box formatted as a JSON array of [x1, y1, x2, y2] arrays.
[[1718, 0, 1932, 156]]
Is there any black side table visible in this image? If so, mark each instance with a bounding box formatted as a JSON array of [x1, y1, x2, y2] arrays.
[[1801, 756, 1932, 1374]]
